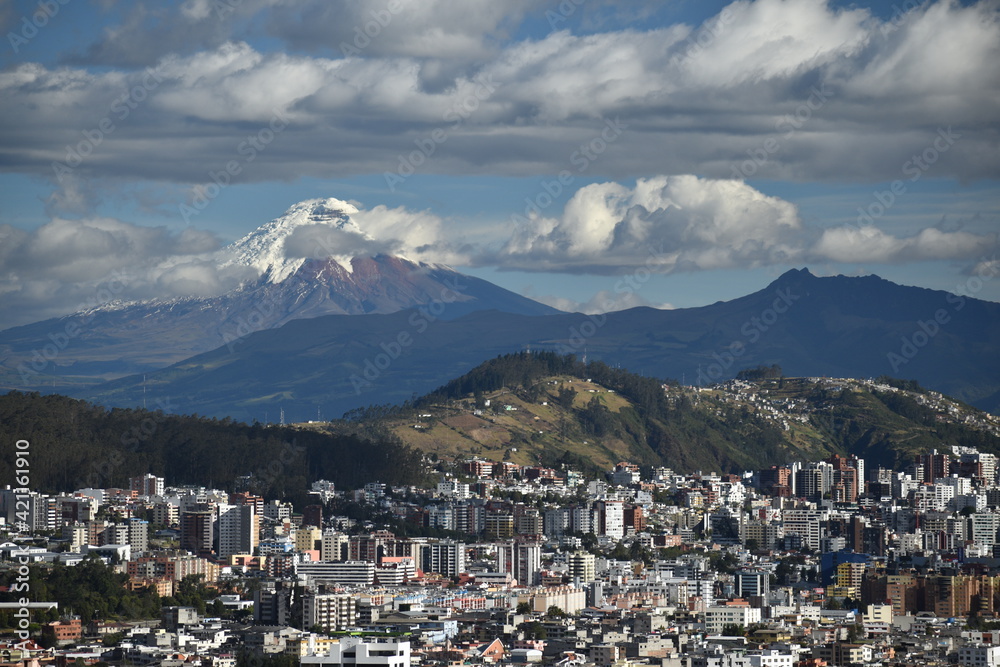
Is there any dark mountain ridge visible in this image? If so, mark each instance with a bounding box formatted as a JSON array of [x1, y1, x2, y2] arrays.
[[76, 268, 1000, 421]]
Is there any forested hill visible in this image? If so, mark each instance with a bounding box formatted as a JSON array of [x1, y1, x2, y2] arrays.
[[0, 391, 427, 497], [341, 352, 1000, 474]]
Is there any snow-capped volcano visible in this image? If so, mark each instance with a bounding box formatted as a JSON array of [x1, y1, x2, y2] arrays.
[[225, 197, 366, 283], [0, 196, 560, 390]]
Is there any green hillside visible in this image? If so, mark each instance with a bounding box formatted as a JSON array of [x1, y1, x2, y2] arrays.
[[333, 352, 1000, 474]]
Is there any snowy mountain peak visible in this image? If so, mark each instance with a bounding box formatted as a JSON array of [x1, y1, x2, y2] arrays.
[[224, 197, 368, 283]]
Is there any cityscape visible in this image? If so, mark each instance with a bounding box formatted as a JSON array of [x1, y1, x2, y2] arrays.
[[7, 408, 1000, 667], [2, 0, 999, 666]]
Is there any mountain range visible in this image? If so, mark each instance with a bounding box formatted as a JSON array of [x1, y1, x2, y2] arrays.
[[76, 267, 1000, 422], [1, 197, 997, 423]]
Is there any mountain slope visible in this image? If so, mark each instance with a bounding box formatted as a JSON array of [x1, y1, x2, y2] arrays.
[[76, 268, 1000, 421], [0, 390, 427, 494], [0, 198, 558, 391], [317, 353, 1000, 474]]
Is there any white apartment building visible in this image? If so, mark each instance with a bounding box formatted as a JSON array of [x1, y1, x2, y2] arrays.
[[130, 474, 165, 497], [598, 501, 624, 540], [970, 513, 1000, 549], [296, 561, 376, 587], [497, 541, 542, 587], [781, 509, 829, 552], [704, 605, 762, 634], [436, 480, 470, 500], [568, 551, 596, 583], [128, 518, 149, 553], [422, 540, 466, 578], [301, 637, 409, 667]]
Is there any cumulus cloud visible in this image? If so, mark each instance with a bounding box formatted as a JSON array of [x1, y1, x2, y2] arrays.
[[969, 256, 1000, 274], [283, 224, 395, 259], [278, 202, 471, 267], [0, 0, 995, 209], [69, 0, 536, 68], [811, 225, 997, 264], [498, 176, 803, 273], [1, 0, 998, 317], [0, 217, 252, 328], [490, 175, 999, 274]]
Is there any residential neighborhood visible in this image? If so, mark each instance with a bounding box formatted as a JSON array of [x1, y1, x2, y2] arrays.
[[7, 442, 1000, 667]]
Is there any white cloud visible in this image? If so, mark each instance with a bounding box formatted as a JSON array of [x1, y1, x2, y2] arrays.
[[72, 0, 536, 68], [531, 289, 674, 314], [494, 175, 998, 274], [277, 200, 472, 268], [500, 176, 803, 273], [0, 217, 245, 328], [812, 225, 997, 263], [1, 0, 996, 200]]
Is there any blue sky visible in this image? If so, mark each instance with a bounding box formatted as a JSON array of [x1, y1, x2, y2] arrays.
[[1, 0, 997, 326]]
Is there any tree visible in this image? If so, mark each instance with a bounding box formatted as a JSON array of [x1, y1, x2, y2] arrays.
[[519, 621, 547, 639], [556, 386, 577, 409], [102, 633, 124, 647], [629, 540, 653, 564], [516, 602, 531, 615], [209, 598, 226, 618], [720, 624, 745, 637], [546, 605, 566, 618]]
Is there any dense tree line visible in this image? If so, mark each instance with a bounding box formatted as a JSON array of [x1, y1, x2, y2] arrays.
[[875, 375, 928, 394], [736, 364, 783, 381], [0, 557, 162, 627], [418, 351, 582, 403], [0, 391, 428, 496]]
